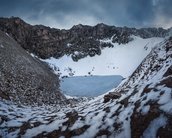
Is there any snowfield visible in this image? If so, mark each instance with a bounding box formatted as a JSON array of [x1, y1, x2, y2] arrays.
[[42, 36, 164, 78]]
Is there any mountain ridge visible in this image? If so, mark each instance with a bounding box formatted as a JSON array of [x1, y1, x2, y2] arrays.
[[0, 17, 170, 61]]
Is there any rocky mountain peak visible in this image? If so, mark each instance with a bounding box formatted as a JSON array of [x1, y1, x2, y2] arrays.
[[0, 17, 169, 61], [71, 24, 85, 29]]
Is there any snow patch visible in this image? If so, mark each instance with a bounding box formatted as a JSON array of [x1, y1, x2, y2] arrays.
[[0, 44, 4, 48], [67, 43, 72, 47], [141, 105, 150, 115], [42, 36, 164, 77]]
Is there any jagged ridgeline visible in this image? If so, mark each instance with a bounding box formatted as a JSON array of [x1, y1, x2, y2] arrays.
[[0, 30, 67, 105], [0, 17, 169, 61]]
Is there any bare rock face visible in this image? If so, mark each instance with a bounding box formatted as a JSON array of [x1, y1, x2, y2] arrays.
[[0, 17, 169, 61], [0, 30, 67, 105]]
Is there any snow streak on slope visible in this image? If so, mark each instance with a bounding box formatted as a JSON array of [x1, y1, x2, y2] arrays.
[[0, 37, 171, 138], [42, 36, 164, 78]]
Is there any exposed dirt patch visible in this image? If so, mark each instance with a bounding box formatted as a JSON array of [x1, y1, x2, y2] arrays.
[[141, 85, 153, 96], [131, 101, 161, 138], [103, 92, 121, 103], [103, 107, 110, 113], [63, 110, 79, 128], [160, 77, 172, 88], [34, 125, 90, 138], [163, 65, 172, 77], [0, 91, 10, 100], [19, 121, 32, 135], [95, 129, 111, 137]]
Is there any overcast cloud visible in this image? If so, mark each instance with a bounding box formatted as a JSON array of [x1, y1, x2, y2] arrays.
[[0, 0, 172, 29]]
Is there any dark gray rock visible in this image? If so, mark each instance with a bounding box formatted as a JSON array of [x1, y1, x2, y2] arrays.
[[0, 30, 67, 105]]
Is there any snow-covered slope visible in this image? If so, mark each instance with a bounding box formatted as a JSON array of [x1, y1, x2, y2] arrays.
[[1, 36, 171, 138], [42, 36, 163, 78]]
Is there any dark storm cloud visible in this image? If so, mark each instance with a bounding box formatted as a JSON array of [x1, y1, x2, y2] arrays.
[[0, 0, 172, 29], [125, 0, 154, 24]]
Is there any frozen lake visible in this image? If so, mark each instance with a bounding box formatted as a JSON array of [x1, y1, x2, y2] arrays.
[[60, 75, 123, 97]]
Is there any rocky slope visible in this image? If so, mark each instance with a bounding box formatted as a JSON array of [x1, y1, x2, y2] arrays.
[[0, 30, 66, 105], [0, 33, 171, 137], [0, 17, 169, 61]]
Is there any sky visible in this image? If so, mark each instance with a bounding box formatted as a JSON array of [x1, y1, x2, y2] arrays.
[[0, 0, 172, 29]]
